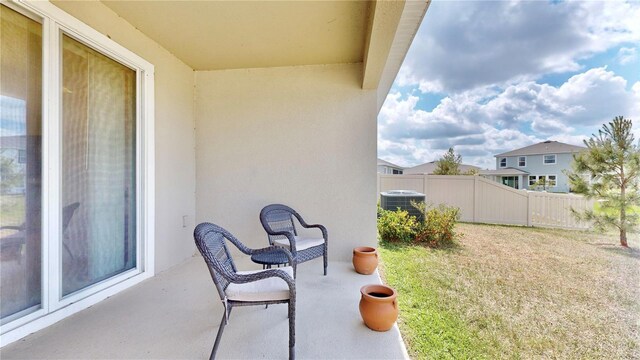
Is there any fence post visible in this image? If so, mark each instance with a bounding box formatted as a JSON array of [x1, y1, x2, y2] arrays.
[[473, 176, 479, 222], [527, 192, 533, 226]]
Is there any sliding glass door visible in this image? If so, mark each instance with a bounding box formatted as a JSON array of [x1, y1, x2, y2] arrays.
[[0, 1, 153, 337], [61, 35, 137, 296], [0, 5, 43, 324]]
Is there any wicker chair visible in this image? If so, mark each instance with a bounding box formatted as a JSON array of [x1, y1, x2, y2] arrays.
[[194, 222, 296, 360], [1, 202, 80, 263], [260, 204, 328, 276]]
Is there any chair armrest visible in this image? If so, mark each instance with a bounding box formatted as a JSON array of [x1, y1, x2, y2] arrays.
[[291, 211, 328, 241], [300, 223, 328, 241], [220, 228, 268, 256]]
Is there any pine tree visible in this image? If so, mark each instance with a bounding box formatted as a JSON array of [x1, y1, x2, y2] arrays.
[[433, 147, 462, 175], [567, 116, 640, 247]]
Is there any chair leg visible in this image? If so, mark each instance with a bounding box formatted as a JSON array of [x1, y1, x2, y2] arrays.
[[210, 309, 228, 360], [288, 300, 295, 360], [323, 252, 328, 276]]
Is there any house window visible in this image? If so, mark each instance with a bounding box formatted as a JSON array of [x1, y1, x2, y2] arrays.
[[543, 154, 556, 164], [501, 176, 519, 189], [529, 175, 556, 188], [499, 157, 507, 168], [0, 1, 154, 340], [393, 169, 402, 174], [518, 156, 526, 167]]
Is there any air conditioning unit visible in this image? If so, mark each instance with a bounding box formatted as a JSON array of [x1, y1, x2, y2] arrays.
[[380, 190, 425, 220]]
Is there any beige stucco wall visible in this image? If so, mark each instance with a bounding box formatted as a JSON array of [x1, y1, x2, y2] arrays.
[[42, 2, 379, 269], [52, 1, 197, 273], [195, 64, 378, 261]]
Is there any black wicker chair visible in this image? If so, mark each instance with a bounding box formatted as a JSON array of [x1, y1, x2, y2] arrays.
[[259, 204, 328, 276], [1, 202, 79, 263], [194, 222, 296, 360]]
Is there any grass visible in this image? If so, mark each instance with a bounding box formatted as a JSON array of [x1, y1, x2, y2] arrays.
[[0, 194, 25, 227], [379, 223, 640, 359]]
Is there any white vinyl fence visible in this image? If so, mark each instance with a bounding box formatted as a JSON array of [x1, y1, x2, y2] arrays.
[[377, 174, 594, 230]]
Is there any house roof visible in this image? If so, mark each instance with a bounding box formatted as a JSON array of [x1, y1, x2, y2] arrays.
[[377, 158, 403, 169], [404, 161, 480, 175], [85, 0, 429, 108], [479, 168, 529, 176], [495, 140, 586, 157]]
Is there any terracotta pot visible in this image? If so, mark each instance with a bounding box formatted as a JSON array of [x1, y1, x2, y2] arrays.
[[352, 247, 378, 275], [359, 284, 398, 332]]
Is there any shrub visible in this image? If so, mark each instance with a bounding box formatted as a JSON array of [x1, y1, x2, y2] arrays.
[[377, 208, 418, 243], [414, 203, 460, 247], [377, 202, 460, 247]]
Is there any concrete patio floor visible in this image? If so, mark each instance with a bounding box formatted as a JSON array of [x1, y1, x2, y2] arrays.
[[1, 256, 408, 359]]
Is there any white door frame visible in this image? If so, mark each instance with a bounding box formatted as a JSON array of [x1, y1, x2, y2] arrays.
[[0, 0, 155, 346]]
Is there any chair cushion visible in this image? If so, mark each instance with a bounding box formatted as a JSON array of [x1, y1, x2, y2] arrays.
[[274, 236, 325, 251], [225, 266, 293, 302]]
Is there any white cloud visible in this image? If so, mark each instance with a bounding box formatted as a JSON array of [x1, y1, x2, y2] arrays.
[[378, 68, 640, 169], [379, 1, 640, 168], [401, 0, 640, 93], [617, 47, 638, 65]]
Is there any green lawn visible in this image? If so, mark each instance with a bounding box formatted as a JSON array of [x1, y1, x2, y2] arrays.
[[0, 194, 25, 228], [379, 223, 640, 359]]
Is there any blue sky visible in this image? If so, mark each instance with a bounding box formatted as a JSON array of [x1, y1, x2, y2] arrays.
[[378, 0, 640, 169], [0, 96, 27, 137]]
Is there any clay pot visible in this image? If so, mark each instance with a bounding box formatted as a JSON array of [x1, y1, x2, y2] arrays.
[[352, 247, 378, 275], [359, 284, 398, 332]]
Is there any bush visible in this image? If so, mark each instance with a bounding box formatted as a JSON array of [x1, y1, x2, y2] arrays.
[[377, 207, 417, 243], [414, 204, 460, 247], [377, 202, 460, 247]]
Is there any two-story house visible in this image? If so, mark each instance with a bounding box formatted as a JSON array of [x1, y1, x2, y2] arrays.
[[480, 140, 586, 193]]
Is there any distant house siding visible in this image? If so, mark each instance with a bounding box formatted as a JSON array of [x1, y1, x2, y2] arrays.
[[377, 165, 403, 174], [496, 153, 577, 193]]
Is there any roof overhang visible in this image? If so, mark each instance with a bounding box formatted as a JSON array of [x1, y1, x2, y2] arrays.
[[52, 0, 428, 106], [362, 0, 430, 110]]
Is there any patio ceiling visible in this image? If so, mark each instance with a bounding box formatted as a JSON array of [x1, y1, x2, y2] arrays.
[[51, 0, 428, 99], [98, 0, 371, 71]]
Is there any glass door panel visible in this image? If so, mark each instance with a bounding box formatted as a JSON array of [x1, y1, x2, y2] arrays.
[[61, 34, 136, 296], [501, 176, 519, 189], [0, 5, 43, 322]]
